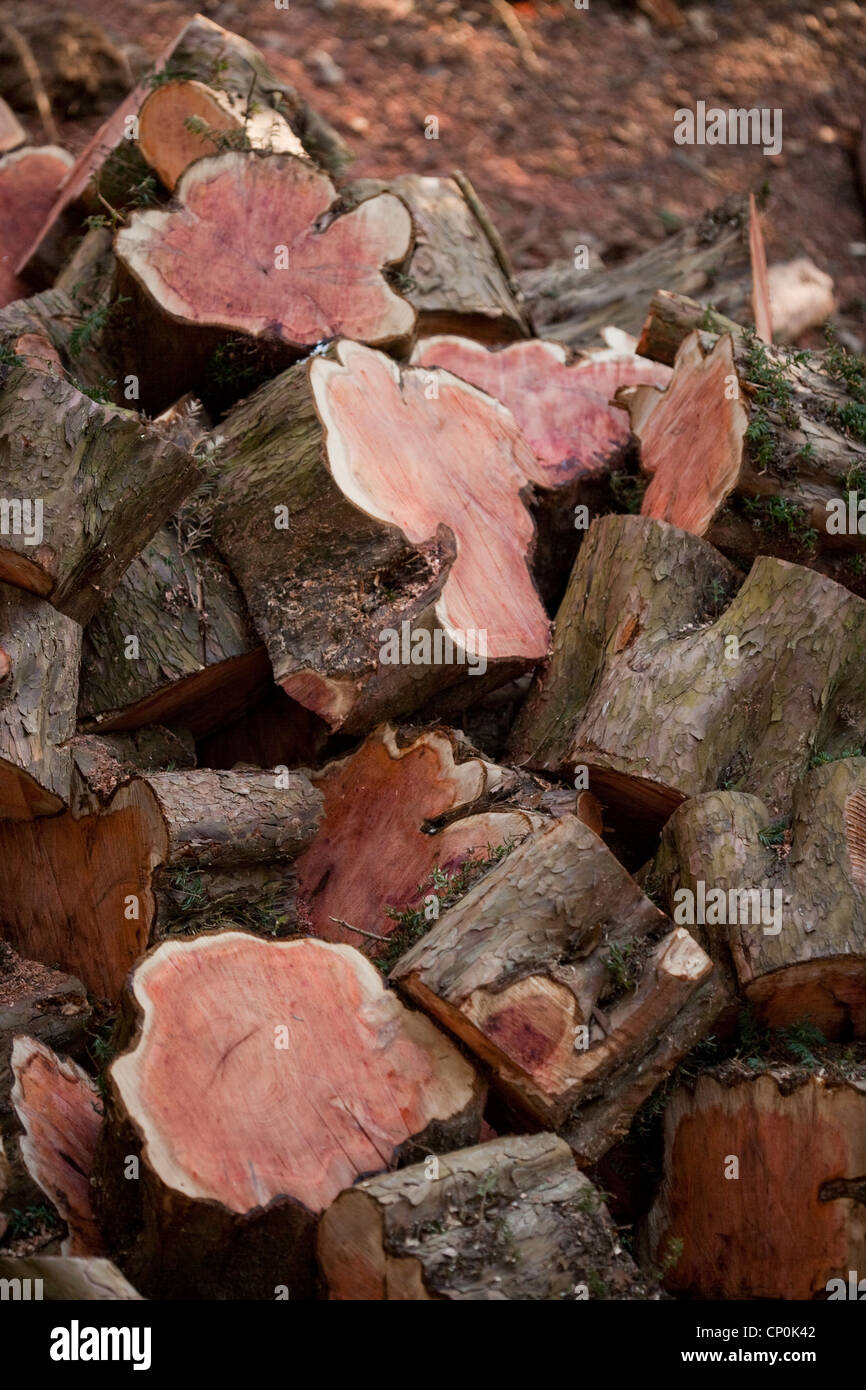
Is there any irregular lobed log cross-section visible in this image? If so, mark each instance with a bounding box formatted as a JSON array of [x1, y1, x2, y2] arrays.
[[654, 758, 866, 1037], [0, 146, 73, 305], [0, 767, 323, 1000], [0, 584, 80, 819], [411, 332, 672, 483], [630, 293, 866, 573], [210, 340, 551, 734], [116, 152, 415, 351], [317, 1133, 661, 1300], [0, 942, 90, 1211], [0, 359, 200, 624], [393, 816, 722, 1158], [642, 1064, 866, 1299], [94, 931, 485, 1299], [509, 514, 866, 827], [296, 724, 540, 957], [11, 1036, 104, 1256]]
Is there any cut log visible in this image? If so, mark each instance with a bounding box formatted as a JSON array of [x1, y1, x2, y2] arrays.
[[748, 192, 772, 345], [11, 1036, 103, 1255], [17, 14, 353, 286], [196, 685, 328, 772], [137, 78, 306, 192], [509, 514, 866, 828], [0, 766, 322, 999], [642, 1063, 866, 1299], [0, 1255, 142, 1299], [393, 816, 721, 1155], [0, 358, 200, 624], [0, 283, 115, 399], [654, 757, 866, 1037], [296, 724, 540, 958], [0, 96, 25, 154], [520, 196, 751, 348], [94, 931, 485, 1299], [0, 944, 89, 1212], [411, 332, 671, 485], [384, 172, 529, 342], [318, 1132, 661, 1300], [625, 307, 866, 568], [115, 152, 414, 384], [209, 340, 551, 734], [0, 145, 73, 305], [0, 585, 80, 819], [68, 727, 196, 808], [78, 526, 270, 738]]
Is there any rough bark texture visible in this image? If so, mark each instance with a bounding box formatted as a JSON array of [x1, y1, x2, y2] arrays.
[[78, 527, 269, 738], [94, 931, 485, 1299], [69, 727, 196, 809], [210, 342, 551, 734], [642, 1064, 866, 1300], [654, 758, 866, 1037], [11, 1036, 104, 1255], [0, 1255, 142, 1299], [509, 514, 866, 827], [0, 768, 323, 999], [393, 816, 720, 1151], [0, 944, 90, 1212], [520, 196, 751, 348], [628, 299, 866, 569], [297, 724, 540, 957], [0, 584, 80, 819], [0, 359, 200, 623], [318, 1132, 661, 1300]]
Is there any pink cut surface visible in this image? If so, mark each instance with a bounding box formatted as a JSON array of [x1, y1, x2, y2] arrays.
[[0, 147, 73, 304]]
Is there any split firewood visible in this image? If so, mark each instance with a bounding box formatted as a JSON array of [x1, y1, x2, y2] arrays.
[[0, 767, 323, 1000], [0, 96, 24, 153], [0, 145, 72, 304], [318, 1132, 661, 1300], [393, 816, 721, 1157], [113, 152, 414, 410], [137, 78, 305, 192], [654, 758, 866, 1037], [209, 340, 551, 734], [519, 196, 751, 348], [18, 15, 352, 287], [296, 724, 541, 959], [94, 931, 485, 1299], [642, 1062, 866, 1299], [0, 1255, 142, 1299], [11, 1036, 103, 1256], [625, 299, 866, 567], [509, 514, 866, 827], [78, 527, 270, 739], [0, 943, 89, 1211], [0, 585, 80, 819]]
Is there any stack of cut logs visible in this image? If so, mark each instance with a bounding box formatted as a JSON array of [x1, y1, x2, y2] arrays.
[[0, 13, 864, 1302]]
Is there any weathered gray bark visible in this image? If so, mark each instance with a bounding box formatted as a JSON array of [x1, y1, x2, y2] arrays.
[[0, 1255, 143, 1298], [318, 1133, 661, 1300], [509, 515, 866, 827]]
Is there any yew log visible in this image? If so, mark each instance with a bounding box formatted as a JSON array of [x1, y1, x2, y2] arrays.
[[11, 1036, 103, 1255], [509, 515, 866, 827], [210, 340, 551, 734], [642, 1064, 866, 1299], [0, 1255, 142, 1299], [0, 585, 80, 819], [318, 1133, 660, 1300], [0, 944, 89, 1211], [296, 724, 540, 958], [0, 145, 73, 305], [393, 816, 720, 1154], [94, 931, 485, 1299], [655, 758, 866, 1037], [0, 767, 323, 999], [0, 97, 24, 154]]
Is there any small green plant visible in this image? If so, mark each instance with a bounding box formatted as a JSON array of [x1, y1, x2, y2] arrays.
[[0, 343, 24, 369], [586, 1269, 609, 1299], [604, 941, 641, 993], [68, 297, 130, 358], [758, 816, 789, 848], [609, 470, 648, 514], [779, 1018, 825, 1068], [742, 495, 817, 549], [7, 1203, 58, 1240], [809, 746, 862, 767]]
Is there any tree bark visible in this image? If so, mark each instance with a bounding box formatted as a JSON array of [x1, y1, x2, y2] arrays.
[[318, 1132, 661, 1300], [509, 514, 866, 828], [0, 1255, 142, 1298], [393, 816, 720, 1155], [641, 1063, 866, 1299], [94, 931, 485, 1298]]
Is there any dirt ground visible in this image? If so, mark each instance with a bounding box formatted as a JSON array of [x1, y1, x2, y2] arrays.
[[7, 0, 866, 331]]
